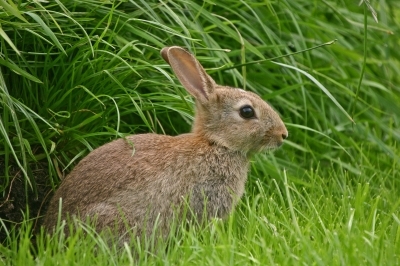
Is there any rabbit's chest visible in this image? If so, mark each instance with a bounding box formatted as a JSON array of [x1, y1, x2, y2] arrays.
[[188, 166, 248, 220]]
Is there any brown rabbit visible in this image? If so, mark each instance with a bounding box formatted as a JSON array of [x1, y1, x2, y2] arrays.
[[43, 46, 288, 240]]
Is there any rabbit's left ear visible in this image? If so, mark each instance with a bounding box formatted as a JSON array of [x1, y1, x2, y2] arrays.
[[161, 46, 215, 103]]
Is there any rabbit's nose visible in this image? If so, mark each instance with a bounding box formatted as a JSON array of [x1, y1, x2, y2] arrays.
[[279, 126, 288, 140]]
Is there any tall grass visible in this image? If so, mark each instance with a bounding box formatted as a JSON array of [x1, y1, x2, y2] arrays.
[[0, 0, 399, 265]]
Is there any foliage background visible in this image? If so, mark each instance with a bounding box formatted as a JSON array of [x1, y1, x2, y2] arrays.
[[0, 0, 399, 264]]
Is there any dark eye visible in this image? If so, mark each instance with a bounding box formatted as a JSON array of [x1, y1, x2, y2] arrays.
[[239, 105, 255, 119]]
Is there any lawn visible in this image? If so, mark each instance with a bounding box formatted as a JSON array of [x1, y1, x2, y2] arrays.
[[0, 0, 399, 265]]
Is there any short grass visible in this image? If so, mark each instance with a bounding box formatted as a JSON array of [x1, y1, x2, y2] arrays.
[[1, 0, 399, 265]]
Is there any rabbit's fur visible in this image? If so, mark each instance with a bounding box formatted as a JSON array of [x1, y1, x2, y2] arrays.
[[43, 46, 288, 239]]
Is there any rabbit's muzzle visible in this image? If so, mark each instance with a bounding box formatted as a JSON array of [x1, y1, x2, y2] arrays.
[[266, 125, 288, 148]]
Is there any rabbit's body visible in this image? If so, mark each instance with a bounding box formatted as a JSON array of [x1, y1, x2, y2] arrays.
[[43, 46, 288, 239], [44, 133, 248, 236]]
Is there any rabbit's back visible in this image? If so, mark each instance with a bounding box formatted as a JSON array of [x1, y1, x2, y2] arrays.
[[43, 133, 248, 234]]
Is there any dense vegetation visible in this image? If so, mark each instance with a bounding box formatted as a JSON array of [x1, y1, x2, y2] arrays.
[[1, 0, 399, 264]]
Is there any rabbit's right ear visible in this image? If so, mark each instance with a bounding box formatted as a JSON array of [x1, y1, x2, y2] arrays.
[[161, 46, 215, 102]]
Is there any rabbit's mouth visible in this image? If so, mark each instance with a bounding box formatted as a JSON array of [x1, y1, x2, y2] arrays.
[[252, 141, 282, 154], [259, 131, 287, 151], [261, 126, 288, 150], [265, 142, 283, 151]]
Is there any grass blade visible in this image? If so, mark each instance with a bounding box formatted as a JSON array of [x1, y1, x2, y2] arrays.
[[271, 60, 355, 124], [25, 12, 67, 55]]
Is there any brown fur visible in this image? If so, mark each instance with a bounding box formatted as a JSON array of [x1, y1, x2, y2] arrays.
[[43, 46, 288, 239]]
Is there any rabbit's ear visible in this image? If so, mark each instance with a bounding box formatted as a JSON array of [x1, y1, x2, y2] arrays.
[[161, 46, 215, 102]]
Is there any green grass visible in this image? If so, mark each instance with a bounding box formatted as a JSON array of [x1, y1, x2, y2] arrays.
[[1, 0, 400, 265]]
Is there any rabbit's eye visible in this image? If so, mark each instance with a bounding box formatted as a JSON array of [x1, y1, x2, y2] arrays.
[[239, 105, 255, 119]]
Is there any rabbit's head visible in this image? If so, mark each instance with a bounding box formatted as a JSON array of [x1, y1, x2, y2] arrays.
[[161, 46, 288, 154]]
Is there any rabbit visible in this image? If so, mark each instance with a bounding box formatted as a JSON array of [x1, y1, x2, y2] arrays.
[[43, 46, 288, 240]]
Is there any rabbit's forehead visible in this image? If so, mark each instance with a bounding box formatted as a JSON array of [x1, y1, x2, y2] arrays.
[[213, 87, 270, 110], [230, 90, 268, 108], [233, 98, 255, 109]]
